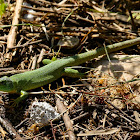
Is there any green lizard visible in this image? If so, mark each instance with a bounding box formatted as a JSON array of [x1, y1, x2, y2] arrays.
[[0, 37, 140, 105]]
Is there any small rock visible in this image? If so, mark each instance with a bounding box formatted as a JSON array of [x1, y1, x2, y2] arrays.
[[57, 36, 79, 49], [30, 101, 60, 125]]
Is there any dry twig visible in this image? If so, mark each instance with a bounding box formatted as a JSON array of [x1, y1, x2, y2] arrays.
[[56, 98, 76, 140], [7, 0, 23, 48]]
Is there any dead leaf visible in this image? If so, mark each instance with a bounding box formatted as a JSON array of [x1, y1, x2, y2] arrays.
[[0, 125, 7, 138]]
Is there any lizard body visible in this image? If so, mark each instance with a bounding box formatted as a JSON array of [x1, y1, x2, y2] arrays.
[[0, 37, 140, 103]]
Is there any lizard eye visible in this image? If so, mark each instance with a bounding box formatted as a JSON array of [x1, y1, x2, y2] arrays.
[[0, 80, 6, 86], [0, 76, 12, 86], [1, 81, 6, 85]]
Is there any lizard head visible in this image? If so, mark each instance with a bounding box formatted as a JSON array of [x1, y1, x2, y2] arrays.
[[0, 76, 14, 92]]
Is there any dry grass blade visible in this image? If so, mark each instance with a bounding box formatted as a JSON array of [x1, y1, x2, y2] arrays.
[[77, 128, 120, 136]]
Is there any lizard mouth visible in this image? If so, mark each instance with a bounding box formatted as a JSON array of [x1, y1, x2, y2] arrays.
[[0, 76, 14, 93]]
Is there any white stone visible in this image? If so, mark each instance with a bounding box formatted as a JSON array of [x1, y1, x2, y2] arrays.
[[30, 101, 60, 125]]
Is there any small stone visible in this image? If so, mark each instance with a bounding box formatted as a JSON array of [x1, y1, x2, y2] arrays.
[[57, 36, 79, 49], [30, 101, 60, 125]]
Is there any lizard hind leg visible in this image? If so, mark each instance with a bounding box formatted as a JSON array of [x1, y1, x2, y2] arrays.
[[63, 68, 85, 78], [42, 59, 53, 65]]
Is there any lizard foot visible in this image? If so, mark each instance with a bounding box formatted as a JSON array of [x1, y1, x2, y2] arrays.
[[9, 90, 29, 107]]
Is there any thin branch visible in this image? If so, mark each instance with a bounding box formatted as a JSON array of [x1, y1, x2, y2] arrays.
[[7, 0, 23, 48]]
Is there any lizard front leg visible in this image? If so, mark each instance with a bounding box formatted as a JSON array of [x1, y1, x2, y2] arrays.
[[11, 90, 29, 106]]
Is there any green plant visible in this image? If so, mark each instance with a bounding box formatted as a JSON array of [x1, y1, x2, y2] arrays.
[[0, 0, 7, 18], [128, 12, 140, 21]]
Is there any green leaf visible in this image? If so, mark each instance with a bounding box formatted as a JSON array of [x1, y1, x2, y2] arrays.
[[132, 13, 137, 18], [0, 0, 7, 18], [128, 12, 140, 21], [136, 15, 140, 20]]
